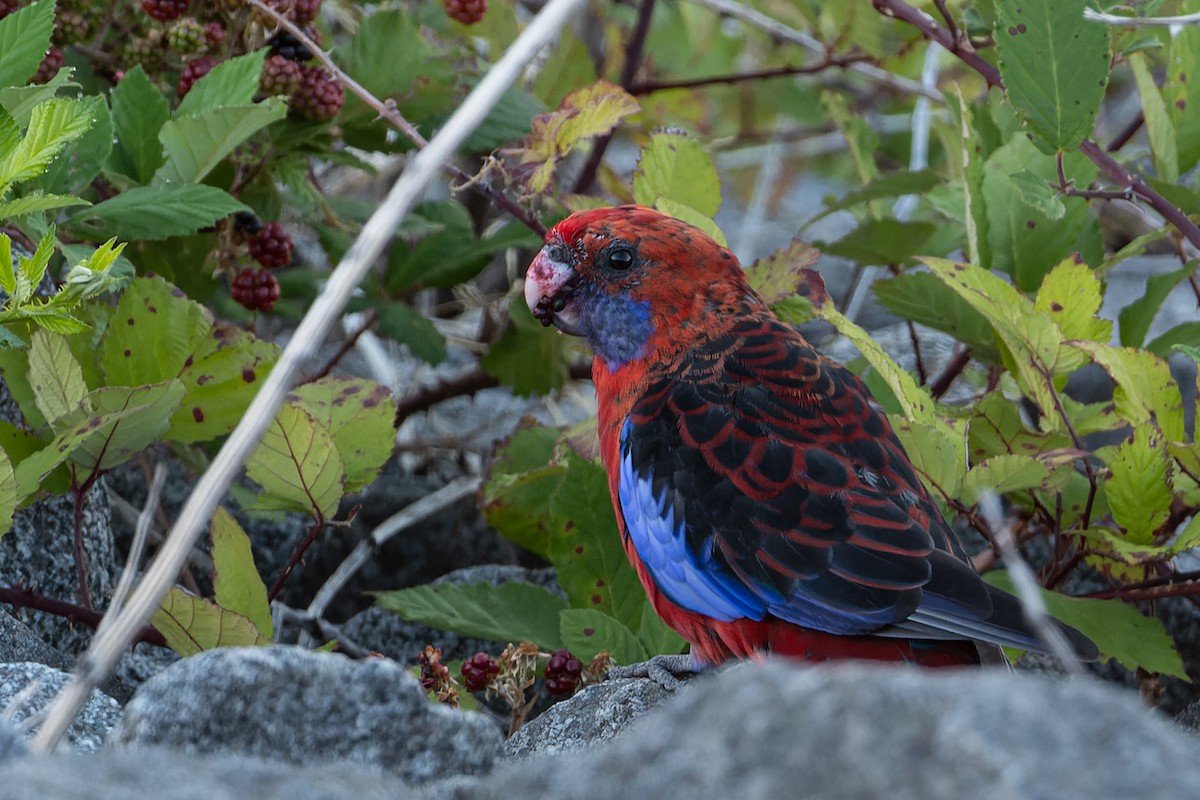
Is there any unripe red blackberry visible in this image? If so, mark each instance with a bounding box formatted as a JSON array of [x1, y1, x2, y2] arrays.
[[167, 17, 206, 53], [247, 221, 293, 268], [444, 0, 486, 25], [32, 47, 63, 84], [290, 65, 343, 122], [177, 55, 218, 98], [204, 21, 226, 50], [231, 267, 281, 312], [543, 648, 583, 696], [260, 53, 302, 96], [141, 0, 189, 23], [0, 0, 21, 20], [461, 652, 500, 692]]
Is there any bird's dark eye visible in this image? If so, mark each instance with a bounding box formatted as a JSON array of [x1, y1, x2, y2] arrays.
[[606, 246, 635, 271]]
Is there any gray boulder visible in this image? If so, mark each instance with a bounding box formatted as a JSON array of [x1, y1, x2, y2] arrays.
[[470, 660, 1200, 800], [0, 747, 418, 800], [0, 662, 122, 753], [109, 645, 502, 784], [504, 676, 674, 759]]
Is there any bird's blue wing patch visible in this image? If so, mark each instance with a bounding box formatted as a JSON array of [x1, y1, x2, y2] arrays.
[[618, 418, 765, 623]]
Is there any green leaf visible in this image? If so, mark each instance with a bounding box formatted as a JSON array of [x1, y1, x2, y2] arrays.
[[0, 0, 55, 89], [211, 507, 272, 638], [386, 202, 539, 290], [652, 198, 726, 246], [175, 49, 267, 117], [245, 402, 345, 519], [819, 219, 935, 266], [979, 137, 1102, 291], [892, 419, 965, 501], [463, 88, 547, 153], [150, 586, 270, 657], [0, 447, 15, 538], [961, 454, 1050, 506], [547, 451, 646, 634], [0, 233, 11, 295], [64, 380, 186, 471], [636, 601, 687, 658], [27, 329, 87, 431], [514, 80, 639, 193], [1118, 265, 1193, 347], [1032, 257, 1111, 374], [0, 98, 94, 192], [1176, 343, 1200, 364], [1007, 170, 1064, 220], [807, 169, 942, 226], [341, 9, 432, 102], [1069, 342, 1184, 442], [482, 424, 563, 559], [0, 192, 88, 218], [1129, 52, 1178, 183], [744, 240, 822, 306], [68, 183, 248, 241], [154, 98, 288, 185], [994, 0, 1110, 152], [1165, 23, 1200, 173], [289, 377, 395, 494], [374, 581, 568, 650], [166, 324, 279, 444], [923, 257, 1066, 427], [559, 608, 647, 665], [108, 65, 170, 184], [821, 91, 879, 185], [1103, 429, 1172, 545], [481, 298, 569, 397], [632, 129, 721, 217], [872, 273, 998, 362], [984, 570, 1187, 679], [375, 303, 447, 365], [101, 276, 211, 386], [1147, 322, 1200, 359]]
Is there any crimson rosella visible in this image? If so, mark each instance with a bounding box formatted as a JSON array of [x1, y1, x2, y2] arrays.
[[524, 204, 1097, 668]]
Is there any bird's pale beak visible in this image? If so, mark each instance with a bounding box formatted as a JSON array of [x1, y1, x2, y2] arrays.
[[525, 246, 584, 335]]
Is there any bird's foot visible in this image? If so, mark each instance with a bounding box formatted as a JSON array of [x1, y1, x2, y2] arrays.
[[607, 654, 701, 691]]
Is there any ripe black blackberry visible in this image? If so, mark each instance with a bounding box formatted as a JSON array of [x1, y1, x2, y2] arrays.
[[177, 55, 218, 98], [232, 211, 263, 237], [260, 53, 302, 96], [231, 267, 280, 312], [460, 653, 499, 692], [444, 0, 486, 25], [290, 65, 343, 122], [247, 222, 293, 268], [141, 0, 189, 23], [267, 29, 315, 62], [543, 649, 583, 696]]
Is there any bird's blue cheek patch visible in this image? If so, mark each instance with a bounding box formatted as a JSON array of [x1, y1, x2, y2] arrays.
[[585, 294, 653, 371], [618, 419, 764, 623]]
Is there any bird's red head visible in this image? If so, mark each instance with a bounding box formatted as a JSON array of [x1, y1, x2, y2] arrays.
[[524, 205, 757, 369]]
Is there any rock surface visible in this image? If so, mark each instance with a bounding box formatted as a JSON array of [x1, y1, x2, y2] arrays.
[[109, 646, 502, 784], [0, 662, 122, 753]]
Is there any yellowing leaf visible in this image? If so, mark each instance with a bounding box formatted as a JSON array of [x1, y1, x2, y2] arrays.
[[961, 454, 1050, 506], [892, 419, 965, 501], [245, 402, 344, 520], [1069, 342, 1184, 442], [151, 586, 270, 657], [512, 80, 639, 193], [211, 508, 272, 638], [28, 329, 88, 431], [1034, 257, 1112, 376], [289, 377, 395, 494], [0, 448, 15, 539], [1103, 429, 1172, 546], [101, 275, 211, 387], [745, 240, 822, 305], [652, 198, 725, 245], [924, 257, 1066, 428], [633, 129, 721, 217]]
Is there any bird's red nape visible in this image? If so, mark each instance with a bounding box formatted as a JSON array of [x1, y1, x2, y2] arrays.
[[523, 204, 1099, 669]]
